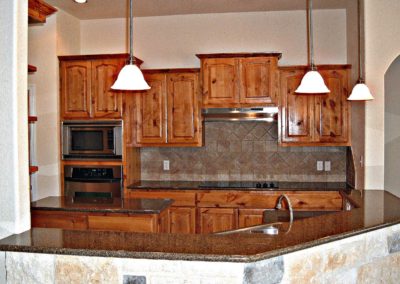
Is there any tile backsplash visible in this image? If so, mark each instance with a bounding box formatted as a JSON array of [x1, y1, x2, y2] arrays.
[[140, 122, 347, 182]]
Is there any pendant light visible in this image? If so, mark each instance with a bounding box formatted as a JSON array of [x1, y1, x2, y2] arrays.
[[348, 0, 373, 101], [295, 0, 330, 94], [111, 0, 150, 90]]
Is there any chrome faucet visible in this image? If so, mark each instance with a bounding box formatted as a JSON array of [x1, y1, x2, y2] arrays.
[[275, 194, 294, 224]]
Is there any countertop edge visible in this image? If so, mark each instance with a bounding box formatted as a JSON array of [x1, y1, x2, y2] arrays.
[[1, 220, 399, 263]]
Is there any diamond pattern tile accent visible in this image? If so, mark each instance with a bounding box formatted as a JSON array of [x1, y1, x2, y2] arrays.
[[140, 122, 347, 181]]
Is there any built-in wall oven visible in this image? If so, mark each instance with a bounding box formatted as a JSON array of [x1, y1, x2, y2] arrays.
[[64, 165, 122, 198], [62, 120, 122, 160]]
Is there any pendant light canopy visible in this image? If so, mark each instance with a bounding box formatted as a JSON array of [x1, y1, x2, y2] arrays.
[[295, 0, 330, 94], [348, 0, 373, 101], [111, 0, 150, 91]]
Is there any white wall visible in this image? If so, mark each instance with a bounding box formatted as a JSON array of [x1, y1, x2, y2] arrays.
[[0, 0, 30, 239], [364, 0, 400, 190], [81, 10, 347, 68], [28, 10, 80, 200], [384, 57, 400, 197]]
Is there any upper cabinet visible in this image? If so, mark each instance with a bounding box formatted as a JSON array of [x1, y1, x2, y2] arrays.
[[196, 53, 281, 108], [28, 0, 57, 24], [59, 54, 142, 120], [126, 69, 202, 147], [279, 65, 351, 146]]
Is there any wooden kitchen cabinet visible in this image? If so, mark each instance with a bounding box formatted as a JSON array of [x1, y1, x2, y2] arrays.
[[279, 65, 351, 146], [91, 59, 125, 119], [60, 60, 92, 119], [128, 69, 202, 147], [31, 209, 168, 233], [127, 190, 197, 233], [315, 69, 350, 144], [197, 53, 281, 108], [134, 73, 167, 145], [198, 208, 238, 234], [59, 54, 142, 120], [169, 207, 196, 234], [238, 209, 265, 228]]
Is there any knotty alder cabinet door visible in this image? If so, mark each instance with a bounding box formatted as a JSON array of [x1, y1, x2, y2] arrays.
[[169, 207, 196, 234], [135, 73, 167, 145], [279, 65, 351, 146], [198, 208, 238, 234], [130, 70, 202, 147], [60, 60, 92, 119], [60, 56, 126, 120], [197, 53, 281, 108], [91, 59, 125, 119]]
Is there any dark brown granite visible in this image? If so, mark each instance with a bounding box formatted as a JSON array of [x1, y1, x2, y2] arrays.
[[1, 190, 400, 262], [30, 196, 173, 214], [127, 180, 350, 191]]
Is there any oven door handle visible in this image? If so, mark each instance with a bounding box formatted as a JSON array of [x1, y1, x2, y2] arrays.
[[64, 178, 121, 183]]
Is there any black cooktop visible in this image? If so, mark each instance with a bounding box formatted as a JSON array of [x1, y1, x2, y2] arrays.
[[198, 181, 279, 189]]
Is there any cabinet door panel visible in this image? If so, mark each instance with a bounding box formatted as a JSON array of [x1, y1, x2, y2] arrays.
[[199, 208, 238, 234], [239, 57, 276, 104], [167, 73, 201, 145], [60, 60, 91, 119], [280, 69, 315, 143], [315, 70, 350, 144], [238, 209, 264, 228], [91, 59, 125, 119], [202, 58, 239, 107], [135, 73, 167, 145], [169, 207, 196, 234]]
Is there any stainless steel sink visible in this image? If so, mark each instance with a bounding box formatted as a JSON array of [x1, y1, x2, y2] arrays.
[[215, 222, 284, 235]]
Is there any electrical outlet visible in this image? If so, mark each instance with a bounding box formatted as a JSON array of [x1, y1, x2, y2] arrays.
[[317, 161, 324, 171], [163, 160, 170, 171], [324, 161, 331, 172]]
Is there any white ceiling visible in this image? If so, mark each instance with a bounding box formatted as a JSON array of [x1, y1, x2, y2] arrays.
[[46, 0, 350, 20]]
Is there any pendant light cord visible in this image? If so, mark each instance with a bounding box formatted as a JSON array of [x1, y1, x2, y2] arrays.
[[129, 0, 135, 65], [308, 0, 316, 70], [357, 0, 364, 83]]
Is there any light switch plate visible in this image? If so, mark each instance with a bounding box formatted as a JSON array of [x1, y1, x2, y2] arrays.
[[317, 161, 324, 171], [324, 161, 331, 172], [163, 160, 170, 171]]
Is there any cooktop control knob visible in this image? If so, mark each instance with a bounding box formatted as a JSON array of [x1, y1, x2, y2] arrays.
[[262, 183, 269, 188], [270, 182, 275, 188], [256, 182, 262, 188]]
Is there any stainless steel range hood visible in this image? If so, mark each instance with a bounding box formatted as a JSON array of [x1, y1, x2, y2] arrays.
[[202, 106, 278, 122]]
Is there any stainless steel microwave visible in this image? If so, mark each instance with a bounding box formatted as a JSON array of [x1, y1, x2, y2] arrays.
[[62, 121, 122, 160]]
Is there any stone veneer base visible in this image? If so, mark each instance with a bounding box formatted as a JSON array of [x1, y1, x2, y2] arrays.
[[2, 224, 400, 284]]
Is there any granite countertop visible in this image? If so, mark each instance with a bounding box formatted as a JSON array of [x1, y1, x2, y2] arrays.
[[127, 180, 351, 191], [1, 190, 400, 262], [30, 196, 173, 214]]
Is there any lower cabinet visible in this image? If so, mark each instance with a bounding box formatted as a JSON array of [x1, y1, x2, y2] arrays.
[[31, 210, 168, 233], [169, 207, 196, 234], [238, 209, 265, 228], [198, 208, 238, 234]]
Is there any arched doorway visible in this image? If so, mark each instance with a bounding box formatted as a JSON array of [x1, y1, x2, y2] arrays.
[[384, 55, 400, 197]]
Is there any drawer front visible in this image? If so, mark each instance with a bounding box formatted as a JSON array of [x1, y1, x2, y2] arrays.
[[88, 215, 158, 233], [31, 211, 88, 230]]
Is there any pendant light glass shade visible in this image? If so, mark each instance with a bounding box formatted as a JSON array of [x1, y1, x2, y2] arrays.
[[111, 0, 150, 91], [348, 82, 373, 101], [295, 70, 330, 93], [111, 64, 150, 90]]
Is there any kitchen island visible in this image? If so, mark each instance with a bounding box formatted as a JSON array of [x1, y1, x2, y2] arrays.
[[1, 190, 400, 283]]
